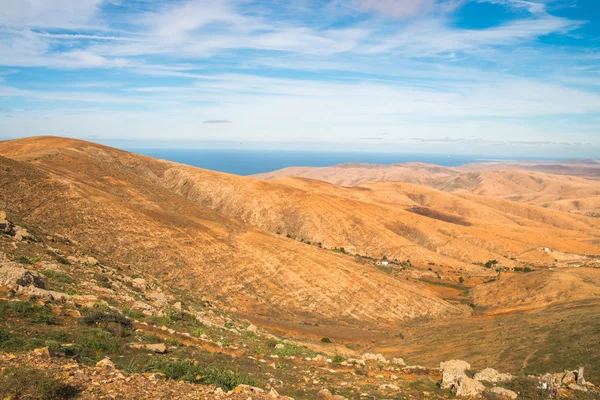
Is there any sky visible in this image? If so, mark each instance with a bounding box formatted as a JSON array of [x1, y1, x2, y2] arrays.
[[0, 0, 599, 157]]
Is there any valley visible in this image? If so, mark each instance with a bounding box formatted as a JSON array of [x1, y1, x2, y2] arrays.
[[0, 136, 599, 399]]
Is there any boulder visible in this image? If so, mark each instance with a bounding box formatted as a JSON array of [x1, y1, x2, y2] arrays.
[[391, 357, 406, 366], [362, 353, 389, 364], [246, 324, 258, 333], [0, 264, 46, 289], [562, 371, 576, 385], [32, 347, 51, 358], [440, 360, 471, 389], [489, 387, 518, 399], [145, 343, 167, 354], [96, 358, 116, 372], [440, 360, 485, 397], [317, 389, 333, 400], [275, 343, 285, 350], [576, 367, 585, 385], [474, 368, 513, 382], [131, 278, 146, 290], [454, 375, 486, 397], [567, 383, 588, 392], [230, 384, 265, 395]]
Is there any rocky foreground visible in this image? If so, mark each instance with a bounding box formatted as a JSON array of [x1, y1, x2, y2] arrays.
[[1, 215, 599, 399]]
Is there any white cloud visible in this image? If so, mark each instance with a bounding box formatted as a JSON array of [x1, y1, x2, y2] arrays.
[[0, 0, 105, 29]]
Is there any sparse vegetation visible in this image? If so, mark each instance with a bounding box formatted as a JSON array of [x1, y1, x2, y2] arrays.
[[141, 358, 258, 390], [0, 366, 79, 400], [41, 269, 73, 284], [0, 300, 58, 325]]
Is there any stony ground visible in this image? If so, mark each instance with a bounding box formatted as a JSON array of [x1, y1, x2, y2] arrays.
[[1, 213, 599, 399]]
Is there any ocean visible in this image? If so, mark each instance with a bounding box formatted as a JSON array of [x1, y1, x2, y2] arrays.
[[124, 148, 547, 176]]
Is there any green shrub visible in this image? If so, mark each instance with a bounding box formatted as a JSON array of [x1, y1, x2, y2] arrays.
[[0, 328, 43, 351], [144, 358, 257, 390], [320, 337, 332, 343], [74, 328, 121, 358], [15, 256, 41, 265], [41, 270, 73, 284], [0, 366, 79, 399], [0, 300, 58, 325], [332, 355, 345, 363]]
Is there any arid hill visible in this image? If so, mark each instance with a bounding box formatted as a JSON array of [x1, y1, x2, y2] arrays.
[[255, 163, 600, 216], [0, 136, 463, 328], [1, 136, 600, 392]]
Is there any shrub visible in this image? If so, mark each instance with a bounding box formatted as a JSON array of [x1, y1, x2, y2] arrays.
[[144, 358, 257, 390], [75, 328, 121, 357], [15, 256, 41, 265], [93, 273, 111, 289], [0, 328, 43, 351], [83, 310, 131, 328], [0, 366, 79, 399], [458, 276, 465, 284], [0, 300, 58, 325], [321, 337, 332, 343], [332, 355, 345, 363], [41, 270, 73, 284]]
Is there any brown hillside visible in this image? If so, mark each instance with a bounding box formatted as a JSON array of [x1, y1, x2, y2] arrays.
[[0, 137, 463, 327], [255, 163, 600, 216]]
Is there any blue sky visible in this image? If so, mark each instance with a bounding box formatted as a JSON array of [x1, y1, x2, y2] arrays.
[[0, 0, 599, 156]]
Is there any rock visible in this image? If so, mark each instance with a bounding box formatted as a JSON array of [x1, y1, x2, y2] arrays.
[[489, 387, 518, 399], [145, 372, 165, 381], [268, 387, 279, 398], [362, 353, 389, 364], [346, 358, 366, 366], [32, 347, 51, 358], [567, 383, 588, 392], [145, 343, 167, 354], [132, 300, 155, 316], [379, 384, 400, 391], [474, 368, 513, 382], [391, 357, 406, 366], [454, 375, 486, 397], [562, 371, 576, 385], [72, 294, 99, 308], [131, 278, 146, 290], [275, 343, 285, 350], [246, 324, 258, 333], [537, 373, 561, 390], [231, 384, 265, 394], [0, 264, 46, 289], [96, 358, 116, 372], [440, 360, 484, 397], [17, 286, 67, 302], [173, 301, 182, 311], [12, 225, 30, 241], [576, 367, 585, 385], [440, 360, 471, 389], [86, 256, 98, 265], [317, 389, 333, 400]]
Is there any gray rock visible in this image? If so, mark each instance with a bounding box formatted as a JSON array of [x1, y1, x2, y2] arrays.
[[474, 368, 513, 382], [562, 371, 576, 385], [0, 264, 46, 289], [576, 367, 585, 385], [362, 353, 389, 364], [489, 387, 518, 399]]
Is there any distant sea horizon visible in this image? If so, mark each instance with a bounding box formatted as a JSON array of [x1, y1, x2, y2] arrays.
[[125, 148, 566, 176]]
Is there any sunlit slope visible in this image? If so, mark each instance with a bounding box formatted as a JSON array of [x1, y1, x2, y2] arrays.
[[0, 136, 464, 327]]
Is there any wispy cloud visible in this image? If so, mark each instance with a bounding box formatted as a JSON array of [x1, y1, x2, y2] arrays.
[[0, 0, 598, 156]]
